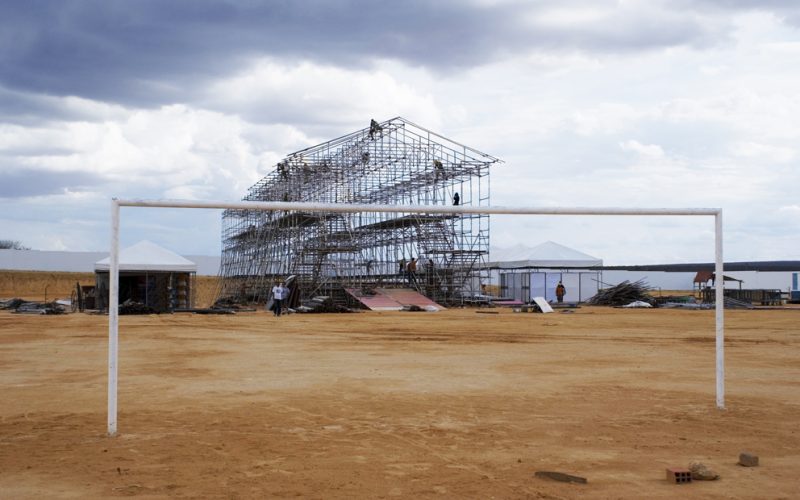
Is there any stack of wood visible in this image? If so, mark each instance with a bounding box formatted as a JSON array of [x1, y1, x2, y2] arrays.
[[295, 296, 356, 313], [588, 280, 656, 307]]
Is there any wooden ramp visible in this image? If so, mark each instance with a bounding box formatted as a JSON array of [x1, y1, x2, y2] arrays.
[[380, 288, 446, 310], [345, 288, 445, 311]]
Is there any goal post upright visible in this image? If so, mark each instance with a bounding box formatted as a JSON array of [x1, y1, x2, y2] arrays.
[[107, 199, 724, 436], [715, 210, 725, 409], [108, 198, 120, 436]]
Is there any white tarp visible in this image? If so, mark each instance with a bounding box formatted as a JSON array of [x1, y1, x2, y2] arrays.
[[622, 301, 653, 308], [95, 240, 197, 272], [532, 296, 554, 313], [489, 241, 602, 269]]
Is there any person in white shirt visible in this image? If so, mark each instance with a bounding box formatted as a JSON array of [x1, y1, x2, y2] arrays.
[[271, 282, 288, 317]]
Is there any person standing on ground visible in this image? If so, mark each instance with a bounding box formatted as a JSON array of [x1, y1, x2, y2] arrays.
[[555, 281, 566, 303], [271, 281, 288, 317]]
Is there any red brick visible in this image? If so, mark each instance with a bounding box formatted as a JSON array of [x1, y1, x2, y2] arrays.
[[666, 467, 693, 484]]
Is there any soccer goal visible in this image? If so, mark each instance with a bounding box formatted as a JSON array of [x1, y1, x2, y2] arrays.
[[106, 199, 725, 436]]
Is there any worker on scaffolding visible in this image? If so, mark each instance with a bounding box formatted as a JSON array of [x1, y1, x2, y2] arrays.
[[277, 160, 288, 179], [434, 159, 444, 181], [407, 257, 418, 286], [369, 119, 383, 139], [453, 192, 460, 206], [426, 258, 435, 286]]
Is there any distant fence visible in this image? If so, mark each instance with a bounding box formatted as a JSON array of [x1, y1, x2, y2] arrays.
[[701, 288, 783, 305]]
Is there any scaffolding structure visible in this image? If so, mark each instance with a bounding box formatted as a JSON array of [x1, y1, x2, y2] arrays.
[[217, 117, 500, 306]]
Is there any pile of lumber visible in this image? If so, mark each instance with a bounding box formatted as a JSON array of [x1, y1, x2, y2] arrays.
[[2, 298, 66, 314], [723, 296, 755, 309], [0, 298, 26, 310], [295, 296, 356, 313], [588, 280, 656, 307], [119, 300, 157, 315]]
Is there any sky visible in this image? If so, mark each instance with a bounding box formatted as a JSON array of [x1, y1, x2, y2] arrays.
[[1, 0, 799, 265]]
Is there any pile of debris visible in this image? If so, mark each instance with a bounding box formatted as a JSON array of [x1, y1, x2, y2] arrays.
[[588, 280, 657, 307], [294, 296, 356, 313], [211, 297, 257, 312], [1, 298, 66, 315], [174, 306, 237, 314], [660, 302, 714, 310], [723, 296, 755, 309], [0, 298, 25, 310], [118, 299, 157, 315]]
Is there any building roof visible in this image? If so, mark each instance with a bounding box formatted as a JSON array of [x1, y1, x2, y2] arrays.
[[694, 271, 743, 283], [603, 261, 800, 272], [488, 241, 603, 269], [95, 240, 197, 272]]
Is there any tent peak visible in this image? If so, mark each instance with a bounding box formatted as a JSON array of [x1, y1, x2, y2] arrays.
[[95, 240, 197, 272]]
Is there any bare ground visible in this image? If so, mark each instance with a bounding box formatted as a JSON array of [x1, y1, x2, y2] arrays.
[[0, 306, 798, 499]]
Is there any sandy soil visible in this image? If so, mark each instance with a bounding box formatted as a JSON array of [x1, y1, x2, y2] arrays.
[[0, 304, 798, 499]]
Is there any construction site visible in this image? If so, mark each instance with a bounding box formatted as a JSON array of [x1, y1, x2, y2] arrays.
[[2, 119, 799, 498], [1, 299, 799, 498], [217, 117, 499, 309]]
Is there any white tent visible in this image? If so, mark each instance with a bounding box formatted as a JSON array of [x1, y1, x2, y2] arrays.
[[488, 241, 602, 269], [94, 241, 197, 312], [489, 241, 602, 303], [95, 240, 197, 273]]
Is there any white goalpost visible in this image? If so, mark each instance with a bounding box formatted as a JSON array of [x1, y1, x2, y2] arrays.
[[107, 199, 725, 436]]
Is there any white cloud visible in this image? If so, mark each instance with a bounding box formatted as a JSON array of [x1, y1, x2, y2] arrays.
[[777, 205, 800, 219], [620, 140, 666, 158], [571, 104, 642, 136], [203, 59, 442, 131], [732, 141, 795, 163]]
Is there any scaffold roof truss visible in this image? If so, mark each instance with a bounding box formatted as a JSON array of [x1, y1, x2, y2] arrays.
[[218, 117, 500, 306]]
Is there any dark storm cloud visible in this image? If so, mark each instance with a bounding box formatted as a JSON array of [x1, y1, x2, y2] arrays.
[[0, 85, 117, 125], [0, 167, 103, 198], [0, 0, 748, 108]]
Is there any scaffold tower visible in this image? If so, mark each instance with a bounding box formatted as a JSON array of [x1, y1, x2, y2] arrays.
[[217, 117, 500, 306]]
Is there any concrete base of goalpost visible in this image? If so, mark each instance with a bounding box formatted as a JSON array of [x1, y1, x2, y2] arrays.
[[107, 199, 725, 436]]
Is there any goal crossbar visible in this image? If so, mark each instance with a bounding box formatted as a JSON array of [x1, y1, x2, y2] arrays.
[[107, 199, 725, 436]]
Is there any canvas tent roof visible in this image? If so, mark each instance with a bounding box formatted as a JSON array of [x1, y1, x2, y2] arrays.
[[95, 240, 197, 272], [488, 241, 602, 269]]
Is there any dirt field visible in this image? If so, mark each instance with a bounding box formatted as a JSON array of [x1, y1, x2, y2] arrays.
[[1, 303, 799, 498]]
